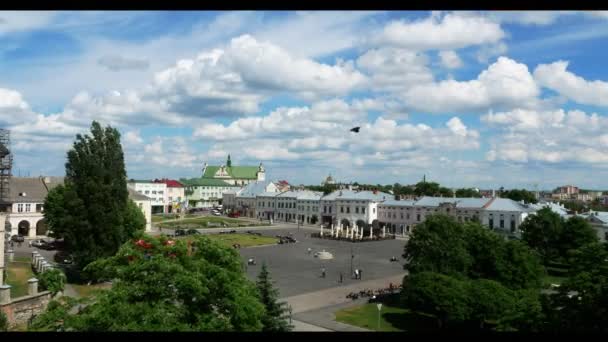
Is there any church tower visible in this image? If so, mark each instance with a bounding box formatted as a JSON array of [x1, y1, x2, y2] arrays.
[[227, 154, 232, 168], [257, 162, 265, 181]]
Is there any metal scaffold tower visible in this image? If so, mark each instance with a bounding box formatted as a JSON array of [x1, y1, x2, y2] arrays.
[[0, 128, 12, 210]]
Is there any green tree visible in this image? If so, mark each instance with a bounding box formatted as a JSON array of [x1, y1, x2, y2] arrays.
[[414, 181, 441, 197], [463, 222, 505, 280], [468, 279, 515, 329], [402, 272, 471, 329], [39, 269, 67, 296], [520, 208, 563, 264], [455, 188, 481, 198], [497, 289, 545, 332], [495, 240, 544, 290], [31, 235, 266, 331], [44, 121, 144, 271], [501, 189, 538, 204], [0, 310, 7, 331], [256, 263, 292, 332], [403, 214, 472, 276], [558, 216, 598, 261]]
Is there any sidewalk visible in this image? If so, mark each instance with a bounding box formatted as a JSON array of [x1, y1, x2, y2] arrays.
[[281, 273, 406, 314]]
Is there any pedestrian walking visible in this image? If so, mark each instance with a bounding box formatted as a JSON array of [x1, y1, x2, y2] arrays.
[[307, 247, 312, 255], [28, 240, 32, 248], [354, 269, 359, 280], [359, 269, 363, 280], [340, 272, 343, 283], [321, 267, 326, 278]]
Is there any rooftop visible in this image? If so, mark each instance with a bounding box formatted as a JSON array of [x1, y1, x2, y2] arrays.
[[153, 179, 184, 188], [326, 189, 392, 201], [180, 178, 237, 187], [380, 199, 417, 207], [203, 165, 260, 180], [128, 186, 152, 201]]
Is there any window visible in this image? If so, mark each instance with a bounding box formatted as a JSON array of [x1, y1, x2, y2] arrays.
[[138, 203, 143, 209], [341, 206, 344, 213], [24, 203, 31, 212], [355, 207, 359, 214], [393, 213, 396, 219], [152, 191, 157, 195], [145, 190, 150, 195], [373, 208, 375, 213], [510, 220, 516, 232], [500, 220, 505, 229], [159, 191, 164, 195], [401, 213, 404, 219], [489, 219, 494, 228], [324, 206, 327, 213], [362, 207, 365, 214], [346, 207, 350, 213], [36, 204, 43, 212], [307, 206, 310, 211], [329, 206, 332, 213], [417, 214, 420, 222], [17, 203, 23, 212]]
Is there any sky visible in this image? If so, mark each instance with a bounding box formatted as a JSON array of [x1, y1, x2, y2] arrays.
[[3, 11, 608, 190]]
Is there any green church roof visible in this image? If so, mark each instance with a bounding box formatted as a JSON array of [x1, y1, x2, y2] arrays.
[[202, 166, 260, 180]]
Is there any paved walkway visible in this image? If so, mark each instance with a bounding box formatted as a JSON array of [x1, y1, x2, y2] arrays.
[[281, 273, 406, 314]]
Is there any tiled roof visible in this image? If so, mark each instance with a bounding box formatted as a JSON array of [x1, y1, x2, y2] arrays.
[[413, 197, 459, 207], [456, 198, 492, 208], [258, 192, 280, 198], [484, 198, 529, 212], [277, 190, 323, 200], [153, 179, 184, 188], [380, 199, 416, 206], [128, 179, 154, 184], [128, 186, 151, 201], [237, 181, 276, 198], [328, 190, 391, 201], [203, 166, 259, 179]]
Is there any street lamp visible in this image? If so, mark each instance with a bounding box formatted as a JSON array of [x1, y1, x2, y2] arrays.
[[377, 303, 382, 331], [350, 244, 354, 278]]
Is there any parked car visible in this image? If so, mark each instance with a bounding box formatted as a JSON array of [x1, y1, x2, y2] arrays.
[[32, 239, 48, 248], [54, 252, 74, 265], [212, 212, 221, 216], [228, 212, 240, 218], [186, 229, 199, 235], [174, 229, 186, 237], [11, 235, 25, 243]]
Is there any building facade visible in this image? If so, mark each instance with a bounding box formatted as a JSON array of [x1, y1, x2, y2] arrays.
[[201, 155, 265, 186], [229, 181, 279, 217], [128, 180, 167, 214], [127, 187, 153, 231], [153, 179, 184, 213], [333, 190, 391, 229], [181, 178, 238, 208]]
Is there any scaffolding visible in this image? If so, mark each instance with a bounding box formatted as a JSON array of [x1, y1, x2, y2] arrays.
[[0, 128, 12, 209]]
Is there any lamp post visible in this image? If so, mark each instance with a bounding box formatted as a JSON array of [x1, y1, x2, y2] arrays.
[[350, 244, 354, 278], [377, 303, 382, 331]]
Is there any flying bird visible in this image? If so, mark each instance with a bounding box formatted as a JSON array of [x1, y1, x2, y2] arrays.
[[350, 127, 360, 133]]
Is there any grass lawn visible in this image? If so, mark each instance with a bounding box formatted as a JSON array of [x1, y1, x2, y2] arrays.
[[180, 233, 278, 248], [5, 261, 35, 298], [70, 283, 112, 298], [159, 216, 264, 229], [335, 303, 437, 332], [543, 274, 567, 287]]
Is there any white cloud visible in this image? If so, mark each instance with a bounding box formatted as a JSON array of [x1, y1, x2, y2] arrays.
[[0, 11, 57, 35], [476, 42, 508, 63], [0, 88, 37, 125], [370, 12, 505, 51], [483, 108, 608, 164], [357, 47, 433, 93], [446, 117, 468, 136], [98, 55, 149, 71], [534, 60, 608, 107], [402, 57, 539, 113], [123, 130, 144, 145], [439, 50, 462, 69]]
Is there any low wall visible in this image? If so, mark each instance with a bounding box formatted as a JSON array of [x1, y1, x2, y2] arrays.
[[0, 291, 52, 329]]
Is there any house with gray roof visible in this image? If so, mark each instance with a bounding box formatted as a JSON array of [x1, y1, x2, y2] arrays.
[[6, 177, 154, 238], [584, 211, 608, 242]]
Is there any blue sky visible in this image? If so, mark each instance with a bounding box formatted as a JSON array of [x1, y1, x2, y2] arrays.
[[3, 11, 608, 190]]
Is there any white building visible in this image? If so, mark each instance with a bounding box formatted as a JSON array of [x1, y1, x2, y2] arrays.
[[583, 212, 608, 242], [128, 180, 167, 214], [127, 187, 153, 231], [481, 198, 531, 234], [268, 190, 323, 224], [333, 190, 391, 228], [256, 192, 279, 221], [153, 179, 185, 213], [230, 181, 279, 218], [182, 178, 239, 208], [5, 177, 153, 238]]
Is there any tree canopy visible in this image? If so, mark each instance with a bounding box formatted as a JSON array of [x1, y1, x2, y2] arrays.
[[44, 121, 145, 271], [30, 235, 267, 332], [520, 208, 597, 264], [256, 263, 292, 332], [501, 189, 538, 204]]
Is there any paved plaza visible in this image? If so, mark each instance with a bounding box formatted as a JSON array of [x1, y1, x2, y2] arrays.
[[237, 227, 407, 298]]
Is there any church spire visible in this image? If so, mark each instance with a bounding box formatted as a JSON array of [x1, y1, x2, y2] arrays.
[[227, 154, 232, 168]]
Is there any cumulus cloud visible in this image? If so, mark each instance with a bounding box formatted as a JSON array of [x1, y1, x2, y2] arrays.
[[534, 60, 608, 107], [0, 88, 37, 125], [370, 12, 505, 50], [439, 50, 463, 69], [402, 57, 539, 113], [357, 47, 433, 93], [483, 108, 608, 164], [98, 55, 150, 71], [476, 42, 508, 63]]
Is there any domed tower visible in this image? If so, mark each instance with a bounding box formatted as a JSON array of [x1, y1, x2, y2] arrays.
[[257, 162, 265, 181], [323, 173, 335, 185]]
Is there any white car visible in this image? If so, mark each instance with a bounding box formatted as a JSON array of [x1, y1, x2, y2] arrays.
[[212, 212, 221, 216]]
